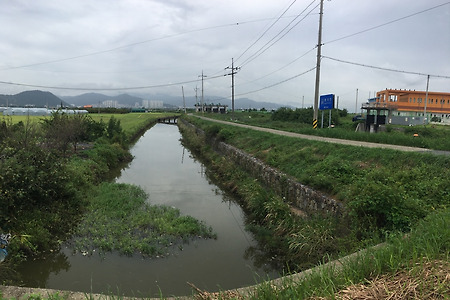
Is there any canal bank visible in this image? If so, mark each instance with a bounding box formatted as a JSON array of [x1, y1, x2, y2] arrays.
[[5, 123, 281, 298], [3, 117, 448, 299], [179, 118, 344, 217]]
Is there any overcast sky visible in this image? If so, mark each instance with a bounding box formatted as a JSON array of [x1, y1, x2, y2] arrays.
[[1, 0, 449, 111]]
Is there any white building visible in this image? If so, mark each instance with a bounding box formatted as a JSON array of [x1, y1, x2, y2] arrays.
[[142, 100, 163, 109], [102, 100, 119, 108]]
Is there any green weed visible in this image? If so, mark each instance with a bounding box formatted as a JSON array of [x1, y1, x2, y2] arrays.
[[69, 182, 216, 257]]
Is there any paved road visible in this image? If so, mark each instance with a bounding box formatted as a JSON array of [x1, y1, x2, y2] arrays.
[[195, 116, 450, 156]]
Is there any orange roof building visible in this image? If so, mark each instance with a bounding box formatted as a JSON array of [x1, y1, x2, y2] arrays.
[[363, 89, 450, 125]]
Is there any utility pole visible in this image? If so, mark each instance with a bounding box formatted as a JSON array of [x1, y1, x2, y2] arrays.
[[313, 0, 324, 127], [302, 95, 304, 109], [424, 74, 430, 124], [199, 71, 207, 114], [355, 88, 359, 114], [225, 58, 240, 120], [181, 86, 186, 114], [194, 86, 199, 109]]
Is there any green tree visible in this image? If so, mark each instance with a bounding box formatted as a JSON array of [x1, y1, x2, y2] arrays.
[[106, 116, 126, 145], [41, 112, 105, 154], [0, 124, 83, 252]]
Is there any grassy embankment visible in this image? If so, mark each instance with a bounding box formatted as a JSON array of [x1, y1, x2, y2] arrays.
[[178, 114, 449, 298], [202, 110, 450, 151], [0, 112, 215, 285], [3, 112, 170, 140]]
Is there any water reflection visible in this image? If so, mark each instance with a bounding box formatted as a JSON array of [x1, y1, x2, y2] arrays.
[[16, 251, 70, 287], [15, 124, 281, 298]]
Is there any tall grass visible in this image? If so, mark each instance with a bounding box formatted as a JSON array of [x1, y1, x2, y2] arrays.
[[199, 111, 450, 151], [2, 112, 176, 139], [243, 208, 449, 299], [185, 116, 449, 231], [179, 116, 449, 298]]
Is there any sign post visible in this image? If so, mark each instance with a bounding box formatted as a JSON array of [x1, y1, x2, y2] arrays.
[[319, 94, 335, 128]]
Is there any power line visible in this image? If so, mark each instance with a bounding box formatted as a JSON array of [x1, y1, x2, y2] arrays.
[[0, 73, 226, 91], [0, 12, 320, 72], [239, 0, 318, 67], [236, 66, 316, 97], [235, 0, 298, 63], [238, 46, 316, 87], [0, 78, 195, 91], [324, 1, 450, 45], [322, 56, 450, 79], [0, 20, 270, 71]]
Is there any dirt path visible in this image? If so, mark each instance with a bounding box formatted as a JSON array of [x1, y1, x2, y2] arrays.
[[195, 116, 450, 156]]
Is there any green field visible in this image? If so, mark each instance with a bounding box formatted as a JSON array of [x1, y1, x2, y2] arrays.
[[88, 113, 174, 135], [1, 112, 176, 136]]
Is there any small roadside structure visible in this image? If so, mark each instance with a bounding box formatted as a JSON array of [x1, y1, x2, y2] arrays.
[[195, 103, 228, 114]]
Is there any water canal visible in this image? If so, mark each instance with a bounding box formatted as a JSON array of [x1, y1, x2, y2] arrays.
[[16, 124, 281, 298]]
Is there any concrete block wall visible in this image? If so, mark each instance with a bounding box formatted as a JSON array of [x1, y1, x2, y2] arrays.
[[180, 119, 344, 217], [214, 141, 344, 217]]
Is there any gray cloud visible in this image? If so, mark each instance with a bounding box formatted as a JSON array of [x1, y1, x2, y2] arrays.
[[0, 0, 449, 111]]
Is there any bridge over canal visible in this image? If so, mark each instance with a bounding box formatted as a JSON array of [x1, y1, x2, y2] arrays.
[[157, 115, 179, 124]]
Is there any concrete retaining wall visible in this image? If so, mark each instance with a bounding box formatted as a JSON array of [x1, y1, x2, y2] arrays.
[[180, 119, 344, 217]]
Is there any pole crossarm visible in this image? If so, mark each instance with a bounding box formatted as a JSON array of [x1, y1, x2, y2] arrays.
[[198, 71, 207, 114], [225, 58, 241, 119]]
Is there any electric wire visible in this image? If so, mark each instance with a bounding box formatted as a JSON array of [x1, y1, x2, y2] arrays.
[[238, 46, 316, 87], [324, 1, 450, 45], [2, 2, 447, 95], [239, 0, 318, 68], [236, 66, 316, 97], [235, 0, 298, 63], [0, 21, 260, 71], [0, 73, 226, 91], [0, 12, 316, 72], [322, 56, 450, 79]]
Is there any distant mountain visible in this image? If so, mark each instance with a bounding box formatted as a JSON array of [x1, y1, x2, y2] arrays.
[[129, 92, 288, 110], [0, 90, 69, 108], [61, 92, 288, 110]]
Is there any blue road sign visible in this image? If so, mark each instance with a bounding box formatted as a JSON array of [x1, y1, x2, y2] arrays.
[[320, 94, 334, 110]]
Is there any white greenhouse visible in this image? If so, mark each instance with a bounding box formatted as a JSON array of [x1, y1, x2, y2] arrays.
[[2, 108, 88, 116]]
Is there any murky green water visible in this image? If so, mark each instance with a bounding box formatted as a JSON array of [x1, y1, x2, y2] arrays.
[[16, 124, 281, 297]]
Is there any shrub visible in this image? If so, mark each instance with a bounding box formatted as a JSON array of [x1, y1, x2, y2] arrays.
[[347, 177, 427, 234], [0, 143, 83, 254]]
